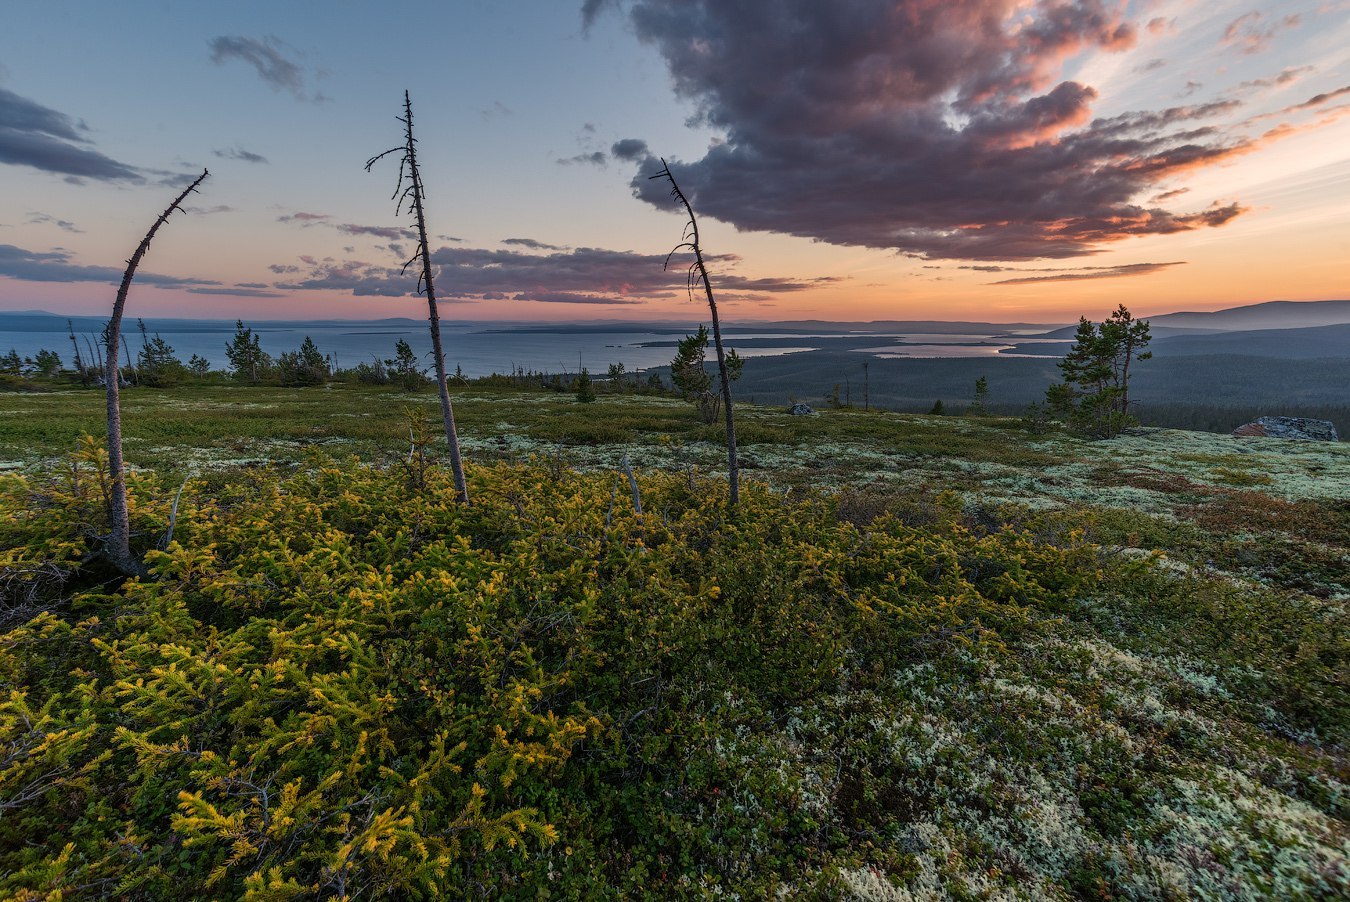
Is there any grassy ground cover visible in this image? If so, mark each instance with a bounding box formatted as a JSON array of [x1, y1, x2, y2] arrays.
[[2, 383, 1345, 598], [1, 384, 1346, 897]]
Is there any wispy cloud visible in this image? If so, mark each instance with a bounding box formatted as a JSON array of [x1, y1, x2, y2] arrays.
[[335, 223, 410, 240], [0, 87, 142, 182], [502, 238, 567, 251], [185, 286, 287, 298], [1221, 11, 1301, 56], [479, 100, 514, 120], [557, 151, 608, 166], [26, 212, 82, 233], [212, 147, 269, 164], [991, 261, 1186, 285], [277, 211, 331, 225], [208, 36, 323, 102]]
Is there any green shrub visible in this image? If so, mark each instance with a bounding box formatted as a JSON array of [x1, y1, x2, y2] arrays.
[[1, 447, 1344, 898]]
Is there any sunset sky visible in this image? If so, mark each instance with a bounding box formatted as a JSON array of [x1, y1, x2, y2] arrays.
[[2, 0, 1347, 324]]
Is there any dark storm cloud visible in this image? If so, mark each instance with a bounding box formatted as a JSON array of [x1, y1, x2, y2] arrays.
[[0, 87, 142, 181], [212, 147, 269, 164], [0, 243, 218, 287], [270, 244, 832, 304], [209, 36, 317, 101], [587, 1, 1285, 260]]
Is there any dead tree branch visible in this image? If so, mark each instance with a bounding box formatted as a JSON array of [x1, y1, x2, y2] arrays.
[[366, 91, 469, 503], [650, 159, 740, 509], [104, 169, 209, 576]]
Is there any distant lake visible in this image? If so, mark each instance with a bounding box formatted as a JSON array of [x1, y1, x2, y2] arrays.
[[0, 316, 1059, 376], [1, 319, 815, 378]]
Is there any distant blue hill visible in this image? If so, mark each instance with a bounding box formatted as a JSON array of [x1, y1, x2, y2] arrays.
[[1003, 322, 1350, 359]]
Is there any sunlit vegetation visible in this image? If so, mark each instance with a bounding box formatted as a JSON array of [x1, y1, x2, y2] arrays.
[[1, 382, 1346, 896]]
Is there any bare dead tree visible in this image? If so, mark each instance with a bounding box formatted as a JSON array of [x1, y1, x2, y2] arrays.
[[650, 159, 740, 508], [104, 170, 209, 576], [366, 91, 469, 503]]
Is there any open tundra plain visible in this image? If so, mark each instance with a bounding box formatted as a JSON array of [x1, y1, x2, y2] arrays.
[[1, 383, 1346, 898]]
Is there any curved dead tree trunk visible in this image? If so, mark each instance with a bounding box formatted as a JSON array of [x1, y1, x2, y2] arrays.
[[367, 91, 469, 503], [105, 169, 209, 576], [651, 159, 740, 509]]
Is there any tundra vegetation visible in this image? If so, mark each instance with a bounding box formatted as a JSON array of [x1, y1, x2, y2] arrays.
[[0, 377, 1346, 898]]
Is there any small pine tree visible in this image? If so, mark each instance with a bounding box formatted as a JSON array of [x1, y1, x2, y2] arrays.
[[0, 349, 21, 375], [225, 320, 269, 383], [137, 334, 185, 387], [24, 349, 62, 377], [1047, 305, 1151, 438], [188, 354, 212, 377], [930, 399, 945, 416], [386, 339, 426, 391], [672, 325, 742, 423], [575, 367, 596, 403], [277, 336, 328, 386], [970, 376, 989, 415]]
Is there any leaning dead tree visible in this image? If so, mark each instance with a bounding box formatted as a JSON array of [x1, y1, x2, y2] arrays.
[[651, 159, 740, 508], [367, 91, 469, 503], [104, 169, 209, 576]]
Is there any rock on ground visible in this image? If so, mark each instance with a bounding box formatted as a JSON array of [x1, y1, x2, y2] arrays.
[[1232, 416, 1340, 441]]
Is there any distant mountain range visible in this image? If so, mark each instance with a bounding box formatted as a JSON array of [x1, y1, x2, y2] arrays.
[[4, 299, 1346, 337], [996, 300, 1350, 359], [1004, 322, 1350, 360], [1147, 299, 1350, 331], [1034, 299, 1350, 341]]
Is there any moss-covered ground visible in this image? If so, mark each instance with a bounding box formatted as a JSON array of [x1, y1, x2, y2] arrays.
[[1, 383, 1346, 898]]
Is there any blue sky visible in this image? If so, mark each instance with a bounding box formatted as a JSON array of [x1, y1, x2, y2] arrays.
[[2, 1, 1348, 323]]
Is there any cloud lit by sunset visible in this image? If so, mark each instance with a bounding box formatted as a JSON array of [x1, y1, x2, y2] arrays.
[[1, 1, 1346, 323]]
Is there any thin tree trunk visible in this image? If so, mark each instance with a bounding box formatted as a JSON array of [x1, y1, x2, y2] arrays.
[[653, 160, 739, 508], [401, 92, 468, 502], [83, 335, 100, 380], [104, 170, 208, 576]]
